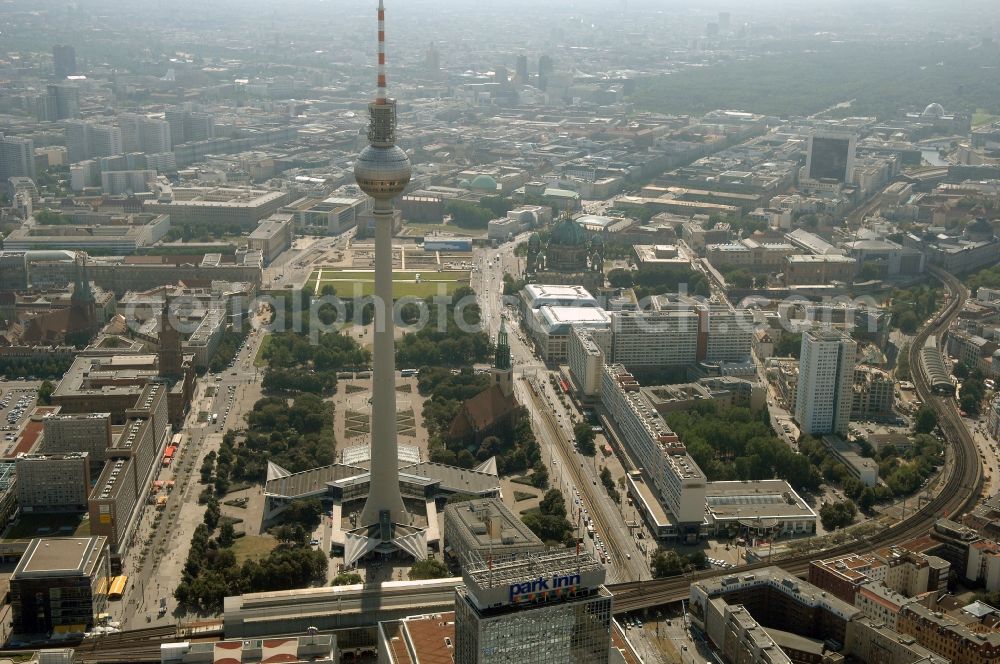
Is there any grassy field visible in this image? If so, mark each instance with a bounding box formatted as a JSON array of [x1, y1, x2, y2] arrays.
[[308, 269, 470, 299], [230, 534, 278, 564], [253, 335, 272, 367]]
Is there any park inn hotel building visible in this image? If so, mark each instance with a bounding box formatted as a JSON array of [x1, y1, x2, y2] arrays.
[[453, 549, 613, 664]]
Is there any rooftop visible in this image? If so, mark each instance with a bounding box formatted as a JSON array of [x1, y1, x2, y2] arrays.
[[13, 536, 106, 578], [704, 480, 817, 521]]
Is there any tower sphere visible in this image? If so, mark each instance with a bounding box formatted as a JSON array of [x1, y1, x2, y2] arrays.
[[354, 143, 411, 201]]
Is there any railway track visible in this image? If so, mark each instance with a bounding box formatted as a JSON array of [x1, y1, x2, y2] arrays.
[[608, 265, 983, 613]]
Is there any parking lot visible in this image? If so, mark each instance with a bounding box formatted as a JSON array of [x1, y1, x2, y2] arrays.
[[0, 381, 42, 455]]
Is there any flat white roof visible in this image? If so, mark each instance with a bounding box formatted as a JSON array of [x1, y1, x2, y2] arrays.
[[540, 305, 610, 327], [523, 284, 598, 309]]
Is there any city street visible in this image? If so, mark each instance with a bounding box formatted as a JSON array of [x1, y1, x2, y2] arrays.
[[475, 237, 650, 583], [117, 326, 268, 629]]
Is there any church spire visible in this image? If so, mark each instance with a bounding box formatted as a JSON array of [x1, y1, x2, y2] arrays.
[[495, 320, 511, 371]]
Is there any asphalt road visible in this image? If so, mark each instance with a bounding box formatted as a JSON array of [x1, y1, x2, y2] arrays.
[[475, 238, 650, 583]]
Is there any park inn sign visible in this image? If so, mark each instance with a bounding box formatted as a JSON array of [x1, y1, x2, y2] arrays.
[[509, 572, 583, 604]]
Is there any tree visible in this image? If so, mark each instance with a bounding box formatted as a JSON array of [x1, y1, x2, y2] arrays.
[[652, 549, 684, 578], [608, 268, 634, 289], [820, 501, 857, 531], [273, 524, 308, 546], [539, 489, 567, 519], [530, 464, 549, 489], [332, 572, 363, 586], [953, 362, 971, 379], [217, 521, 236, 547], [408, 558, 450, 580], [914, 407, 938, 434], [574, 422, 597, 456], [37, 380, 55, 405]]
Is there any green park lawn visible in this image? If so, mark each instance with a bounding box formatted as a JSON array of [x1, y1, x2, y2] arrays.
[[308, 269, 470, 299]]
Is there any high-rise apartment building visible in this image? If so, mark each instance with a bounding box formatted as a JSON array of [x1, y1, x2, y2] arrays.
[[0, 134, 36, 181], [119, 114, 172, 155], [63, 121, 123, 164], [89, 124, 123, 160], [52, 45, 77, 78], [795, 329, 856, 436], [454, 549, 613, 664], [601, 364, 706, 535], [164, 108, 215, 147], [41, 412, 113, 470], [607, 301, 753, 369], [15, 452, 91, 512]]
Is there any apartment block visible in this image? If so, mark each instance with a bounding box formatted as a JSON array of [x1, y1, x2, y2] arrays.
[[40, 411, 113, 470], [795, 329, 856, 436], [601, 364, 705, 537], [15, 452, 91, 512]]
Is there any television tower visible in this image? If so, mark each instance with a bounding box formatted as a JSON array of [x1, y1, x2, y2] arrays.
[[353, 0, 411, 528]]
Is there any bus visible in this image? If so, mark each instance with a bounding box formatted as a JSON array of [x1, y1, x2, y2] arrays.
[[400, 369, 418, 378], [108, 575, 128, 601]]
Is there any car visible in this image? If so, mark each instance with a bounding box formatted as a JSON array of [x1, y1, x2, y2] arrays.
[[309, 539, 320, 546]]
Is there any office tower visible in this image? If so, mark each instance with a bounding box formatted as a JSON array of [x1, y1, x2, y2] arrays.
[[515, 54, 529, 84], [806, 131, 857, 183], [454, 549, 613, 664], [348, 0, 425, 566], [795, 328, 857, 436], [46, 84, 80, 120], [52, 45, 77, 78], [0, 134, 36, 181], [538, 55, 554, 91], [424, 42, 440, 73]]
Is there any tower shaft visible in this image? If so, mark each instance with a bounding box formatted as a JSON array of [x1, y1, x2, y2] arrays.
[[359, 203, 407, 526]]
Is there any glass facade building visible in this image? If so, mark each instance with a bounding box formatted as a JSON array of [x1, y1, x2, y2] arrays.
[[453, 549, 613, 664], [455, 585, 613, 663]]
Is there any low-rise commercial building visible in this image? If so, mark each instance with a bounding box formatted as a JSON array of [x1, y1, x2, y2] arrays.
[[784, 254, 857, 286], [4, 213, 170, 253], [247, 213, 293, 265], [10, 536, 111, 635], [703, 480, 816, 538], [821, 436, 878, 487], [443, 497, 546, 563], [144, 186, 292, 231]]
